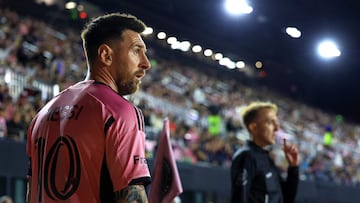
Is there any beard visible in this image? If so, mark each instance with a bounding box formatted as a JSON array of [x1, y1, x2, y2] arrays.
[[117, 79, 140, 96]]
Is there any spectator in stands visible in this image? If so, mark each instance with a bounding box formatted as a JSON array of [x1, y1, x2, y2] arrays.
[[0, 106, 7, 139], [6, 109, 26, 141], [26, 13, 151, 203], [231, 101, 299, 203]]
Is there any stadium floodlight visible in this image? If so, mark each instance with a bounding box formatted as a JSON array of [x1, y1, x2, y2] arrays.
[[220, 57, 236, 69], [219, 57, 230, 66], [180, 41, 191, 52], [225, 0, 253, 15], [167, 36, 177, 45], [65, 1, 77, 10], [204, 49, 213, 57], [219, 57, 236, 69], [236, 61, 245, 68], [317, 40, 341, 59], [255, 61, 263, 68], [214, 53, 223, 60], [286, 27, 301, 38], [227, 61, 236, 69], [192, 45, 202, 53], [157, 32, 166, 40], [170, 41, 181, 50], [142, 27, 153, 35]]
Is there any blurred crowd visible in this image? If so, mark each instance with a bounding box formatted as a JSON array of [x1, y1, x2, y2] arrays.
[[1, 6, 360, 189]]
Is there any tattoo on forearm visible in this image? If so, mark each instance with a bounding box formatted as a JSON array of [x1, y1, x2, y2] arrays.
[[115, 185, 148, 203]]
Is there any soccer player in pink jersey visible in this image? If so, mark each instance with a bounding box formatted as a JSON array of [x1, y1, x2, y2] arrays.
[[26, 13, 151, 203]]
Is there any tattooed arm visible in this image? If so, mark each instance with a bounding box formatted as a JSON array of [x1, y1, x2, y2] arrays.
[[115, 185, 148, 203]]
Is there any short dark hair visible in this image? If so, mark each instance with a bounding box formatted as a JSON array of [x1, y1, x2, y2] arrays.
[[241, 101, 278, 130], [81, 13, 147, 64]]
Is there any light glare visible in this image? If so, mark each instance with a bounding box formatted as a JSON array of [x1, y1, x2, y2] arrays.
[[142, 27, 153, 35], [225, 0, 253, 15], [317, 40, 341, 58], [167, 37, 177, 45], [286, 27, 301, 38], [255, 61, 263, 68], [170, 41, 181, 50], [236, 61, 245, 68], [192, 45, 202, 53], [157, 32, 166, 39], [180, 41, 191, 52], [204, 49, 213, 56], [65, 1, 77, 10], [214, 53, 223, 60]]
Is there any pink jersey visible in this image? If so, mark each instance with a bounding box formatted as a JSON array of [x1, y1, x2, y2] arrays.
[[27, 80, 151, 203]]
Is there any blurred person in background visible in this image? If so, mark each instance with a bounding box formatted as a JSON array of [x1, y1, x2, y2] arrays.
[[6, 109, 26, 141], [0, 106, 7, 139], [0, 195, 13, 203], [26, 12, 151, 203], [231, 101, 299, 203]]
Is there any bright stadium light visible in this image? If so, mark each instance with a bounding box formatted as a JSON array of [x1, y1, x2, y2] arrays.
[[227, 61, 236, 69], [170, 41, 181, 50], [192, 45, 202, 53], [220, 57, 236, 69], [225, 0, 253, 15], [286, 27, 301, 38], [204, 49, 213, 57], [157, 32, 166, 40], [214, 53, 223, 60], [142, 27, 153, 35], [236, 61, 245, 68], [167, 36, 177, 45], [255, 61, 263, 68], [317, 40, 341, 59], [180, 41, 191, 52], [219, 57, 230, 66], [65, 1, 77, 10]]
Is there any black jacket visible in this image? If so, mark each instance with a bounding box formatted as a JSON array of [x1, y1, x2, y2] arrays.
[[231, 141, 299, 203]]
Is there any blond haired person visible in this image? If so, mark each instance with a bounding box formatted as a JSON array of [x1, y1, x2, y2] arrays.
[[231, 102, 299, 203]]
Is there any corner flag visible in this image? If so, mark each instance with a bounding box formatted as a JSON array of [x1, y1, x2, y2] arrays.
[[149, 118, 183, 203]]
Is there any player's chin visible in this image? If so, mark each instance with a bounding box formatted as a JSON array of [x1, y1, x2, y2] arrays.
[[130, 83, 141, 94], [120, 84, 138, 95]]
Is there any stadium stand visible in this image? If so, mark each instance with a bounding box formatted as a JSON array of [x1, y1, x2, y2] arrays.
[[1, 2, 360, 202]]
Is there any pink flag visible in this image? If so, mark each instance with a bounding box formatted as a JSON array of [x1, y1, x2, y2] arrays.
[[149, 118, 183, 203]]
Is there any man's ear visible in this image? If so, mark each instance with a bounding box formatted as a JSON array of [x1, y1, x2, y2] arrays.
[[248, 122, 257, 133], [98, 44, 113, 66]]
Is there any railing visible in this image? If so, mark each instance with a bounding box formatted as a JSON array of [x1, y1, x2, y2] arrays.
[[2, 67, 55, 101]]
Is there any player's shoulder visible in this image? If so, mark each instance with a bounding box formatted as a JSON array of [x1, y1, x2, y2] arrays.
[[232, 144, 251, 160]]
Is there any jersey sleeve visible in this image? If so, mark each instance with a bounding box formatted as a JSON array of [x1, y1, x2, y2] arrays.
[[105, 116, 151, 191], [231, 151, 256, 203], [281, 166, 299, 203]]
